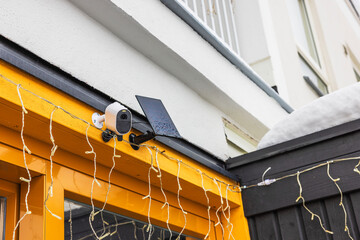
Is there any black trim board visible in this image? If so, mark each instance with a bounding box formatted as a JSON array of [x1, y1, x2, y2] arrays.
[[226, 117, 360, 170], [0, 35, 238, 181], [227, 118, 360, 217]]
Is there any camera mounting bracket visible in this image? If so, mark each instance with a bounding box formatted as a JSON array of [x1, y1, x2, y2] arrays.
[[129, 131, 155, 150]]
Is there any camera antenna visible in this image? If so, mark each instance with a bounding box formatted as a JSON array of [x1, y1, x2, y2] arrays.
[[129, 95, 181, 150]]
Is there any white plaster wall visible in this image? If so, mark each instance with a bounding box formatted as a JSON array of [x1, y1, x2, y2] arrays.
[[311, 0, 360, 89], [0, 0, 288, 159], [262, 0, 320, 109], [261, 0, 360, 109]]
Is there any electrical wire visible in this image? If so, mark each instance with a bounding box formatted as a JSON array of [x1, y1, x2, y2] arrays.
[[1, 73, 242, 239], [0, 73, 241, 192]]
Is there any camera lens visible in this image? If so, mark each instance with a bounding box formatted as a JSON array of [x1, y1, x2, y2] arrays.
[[120, 114, 128, 120]]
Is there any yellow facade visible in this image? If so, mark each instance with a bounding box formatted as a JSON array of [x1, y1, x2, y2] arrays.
[[0, 60, 250, 239]]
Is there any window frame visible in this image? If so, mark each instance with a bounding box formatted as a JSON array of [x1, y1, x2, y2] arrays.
[[347, 0, 360, 20], [223, 118, 258, 157], [0, 179, 19, 240], [288, 0, 330, 94]]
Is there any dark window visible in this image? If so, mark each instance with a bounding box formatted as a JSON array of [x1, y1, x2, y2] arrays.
[[348, 0, 360, 18], [0, 197, 5, 240], [64, 199, 192, 240]]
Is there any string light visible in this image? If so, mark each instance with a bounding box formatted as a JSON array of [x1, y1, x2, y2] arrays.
[[133, 221, 138, 240], [223, 185, 235, 240], [90, 136, 120, 240], [176, 160, 187, 240], [44, 107, 61, 220], [213, 179, 225, 240], [142, 224, 147, 240], [87, 122, 103, 240], [1, 74, 240, 240], [0, 74, 241, 192], [78, 220, 134, 240], [198, 170, 211, 240], [296, 171, 333, 235], [354, 160, 360, 174], [244, 156, 360, 190], [142, 146, 158, 238], [154, 149, 172, 240], [68, 201, 73, 240], [327, 162, 354, 240], [159, 229, 163, 240], [4, 72, 360, 238], [215, 206, 224, 240], [110, 215, 118, 237], [12, 84, 32, 240]]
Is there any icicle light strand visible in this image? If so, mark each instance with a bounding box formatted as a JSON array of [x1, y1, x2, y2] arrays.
[[296, 172, 333, 235], [68, 202, 73, 240], [133, 221, 138, 240], [214, 179, 225, 240], [222, 185, 235, 240], [143, 146, 158, 238], [1, 74, 241, 193], [87, 122, 102, 240], [78, 220, 133, 240], [2, 74, 240, 239], [176, 161, 187, 240], [12, 85, 32, 240], [154, 149, 172, 240], [44, 107, 61, 220], [4, 68, 360, 239], [198, 170, 211, 240], [243, 156, 360, 190], [327, 162, 354, 240], [88, 135, 119, 240], [215, 206, 225, 240]]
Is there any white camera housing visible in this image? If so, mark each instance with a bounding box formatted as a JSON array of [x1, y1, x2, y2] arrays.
[[92, 102, 132, 135]]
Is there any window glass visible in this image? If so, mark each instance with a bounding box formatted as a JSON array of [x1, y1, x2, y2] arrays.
[[223, 119, 257, 157], [0, 197, 5, 240], [288, 0, 320, 65], [355, 68, 360, 82], [300, 56, 328, 95], [349, 0, 360, 17], [64, 199, 194, 240]]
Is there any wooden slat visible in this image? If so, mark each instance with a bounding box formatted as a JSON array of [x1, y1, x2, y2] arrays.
[[349, 192, 360, 237], [324, 195, 353, 239], [277, 208, 303, 240], [248, 218, 259, 240], [254, 212, 278, 240], [301, 201, 330, 240]]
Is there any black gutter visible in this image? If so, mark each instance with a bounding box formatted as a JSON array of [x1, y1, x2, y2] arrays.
[[160, 0, 293, 113], [0, 35, 239, 181]]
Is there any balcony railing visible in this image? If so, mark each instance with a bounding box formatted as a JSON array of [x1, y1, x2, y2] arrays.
[[177, 0, 240, 56]]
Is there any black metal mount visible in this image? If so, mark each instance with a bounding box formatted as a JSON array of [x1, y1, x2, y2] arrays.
[[102, 129, 123, 143], [129, 131, 156, 150]]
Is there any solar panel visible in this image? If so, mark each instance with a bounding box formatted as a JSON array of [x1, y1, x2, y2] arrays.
[[136, 95, 181, 138]]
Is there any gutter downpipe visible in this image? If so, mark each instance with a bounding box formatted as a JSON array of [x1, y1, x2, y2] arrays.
[[161, 0, 294, 113]]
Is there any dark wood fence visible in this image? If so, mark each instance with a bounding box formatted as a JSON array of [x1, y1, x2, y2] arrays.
[[227, 119, 360, 239]]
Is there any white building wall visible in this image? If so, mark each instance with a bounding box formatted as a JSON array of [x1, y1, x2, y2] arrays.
[[256, 0, 360, 108], [0, 0, 289, 160]]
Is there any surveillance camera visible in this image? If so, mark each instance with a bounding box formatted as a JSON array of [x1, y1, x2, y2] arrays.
[[92, 102, 132, 135], [105, 102, 132, 135]]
